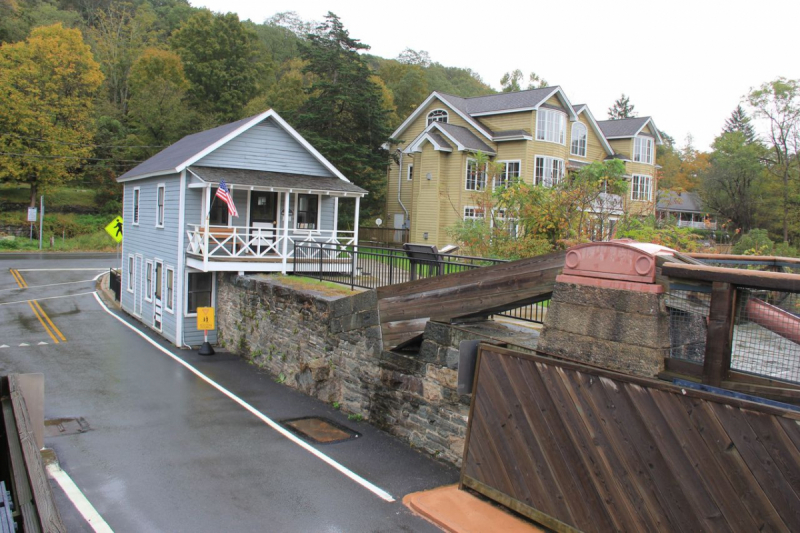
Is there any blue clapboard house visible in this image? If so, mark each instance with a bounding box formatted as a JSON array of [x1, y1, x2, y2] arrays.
[[117, 110, 367, 347]]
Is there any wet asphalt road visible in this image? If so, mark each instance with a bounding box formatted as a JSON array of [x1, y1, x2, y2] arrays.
[[0, 253, 457, 532]]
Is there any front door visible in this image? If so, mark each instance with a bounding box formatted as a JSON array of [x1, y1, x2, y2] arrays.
[[250, 192, 278, 251], [153, 261, 163, 331]]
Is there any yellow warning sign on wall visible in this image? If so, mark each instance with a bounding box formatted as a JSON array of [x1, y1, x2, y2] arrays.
[[197, 307, 215, 331], [104, 216, 124, 243]]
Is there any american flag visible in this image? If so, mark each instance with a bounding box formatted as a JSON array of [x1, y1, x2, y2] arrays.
[[215, 179, 238, 218]]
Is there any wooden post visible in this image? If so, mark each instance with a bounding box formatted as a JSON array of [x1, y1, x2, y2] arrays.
[[703, 281, 736, 387]]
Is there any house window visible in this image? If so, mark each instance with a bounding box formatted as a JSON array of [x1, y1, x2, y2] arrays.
[[427, 109, 448, 125], [464, 206, 484, 221], [494, 209, 518, 238], [631, 174, 653, 201], [156, 185, 165, 227], [634, 136, 654, 164], [407, 164, 413, 181], [570, 123, 587, 157], [133, 188, 140, 225], [187, 272, 212, 314], [495, 161, 521, 188], [465, 159, 487, 191], [296, 194, 319, 230], [165, 267, 174, 313], [154, 262, 162, 300], [535, 108, 566, 144], [534, 156, 565, 187], [127, 255, 134, 292], [145, 261, 153, 302]]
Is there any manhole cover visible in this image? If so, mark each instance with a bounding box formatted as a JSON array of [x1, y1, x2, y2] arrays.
[[44, 417, 90, 437], [282, 417, 359, 444]]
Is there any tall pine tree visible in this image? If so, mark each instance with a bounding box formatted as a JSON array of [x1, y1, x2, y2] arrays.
[[723, 105, 757, 143], [608, 93, 637, 119], [295, 12, 392, 216]]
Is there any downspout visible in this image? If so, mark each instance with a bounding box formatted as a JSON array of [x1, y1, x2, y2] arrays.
[[397, 150, 409, 226]]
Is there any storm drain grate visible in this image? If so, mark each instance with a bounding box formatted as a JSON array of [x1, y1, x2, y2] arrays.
[[281, 416, 359, 444], [44, 417, 90, 437]]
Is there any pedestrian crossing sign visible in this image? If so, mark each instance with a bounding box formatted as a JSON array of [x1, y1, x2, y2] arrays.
[[104, 216, 124, 243]]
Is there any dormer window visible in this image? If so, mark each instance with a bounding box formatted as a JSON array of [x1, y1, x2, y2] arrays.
[[536, 108, 566, 145], [427, 109, 448, 125], [634, 136, 654, 165], [570, 123, 587, 157]]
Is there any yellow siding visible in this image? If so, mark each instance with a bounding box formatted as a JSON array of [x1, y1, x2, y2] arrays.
[[395, 98, 486, 150], [495, 141, 529, 184], [478, 112, 533, 134], [544, 95, 564, 108], [609, 139, 632, 158], [640, 122, 656, 136], [569, 115, 608, 162], [411, 143, 441, 243]]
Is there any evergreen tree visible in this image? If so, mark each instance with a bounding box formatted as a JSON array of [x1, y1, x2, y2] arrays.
[[295, 12, 393, 215], [723, 105, 757, 143], [608, 93, 637, 119]]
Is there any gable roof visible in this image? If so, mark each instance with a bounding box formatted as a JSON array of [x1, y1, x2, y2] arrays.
[[187, 167, 367, 196], [597, 116, 663, 144], [118, 109, 350, 182], [573, 104, 615, 156], [406, 122, 495, 155], [657, 191, 705, 213]]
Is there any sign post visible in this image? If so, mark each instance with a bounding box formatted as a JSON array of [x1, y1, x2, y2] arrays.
[[196, 307, 215, 356], [27, 207, 37, 240]]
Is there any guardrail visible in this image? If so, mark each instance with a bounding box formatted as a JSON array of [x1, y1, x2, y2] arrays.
[[1, 375, 65, 532]]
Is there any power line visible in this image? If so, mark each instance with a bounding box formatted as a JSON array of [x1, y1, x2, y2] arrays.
[[0, 152, 143, 163], [1, 133, 167, 149]]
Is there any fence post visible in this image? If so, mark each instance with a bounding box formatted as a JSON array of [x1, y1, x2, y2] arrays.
[[703, 281, 736, 387], [319, 242, 323, 280]]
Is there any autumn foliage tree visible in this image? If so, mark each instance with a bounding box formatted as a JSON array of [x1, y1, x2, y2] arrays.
[[0, 23, 103, 206]]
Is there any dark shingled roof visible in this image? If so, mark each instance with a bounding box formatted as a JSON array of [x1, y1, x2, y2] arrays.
[[436, 123, 495, 153], [596, 117, 651, 138], [189, 167, 367, 195], [119, 113, 262, 180], [438, 87, 557, 116], [493, 129, 531, 139], [657, 191, 704, 213], [428, 131, 453, 150]]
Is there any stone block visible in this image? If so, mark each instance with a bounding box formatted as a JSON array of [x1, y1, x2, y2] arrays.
[[351, 290, 377, 312], [331, 296, 352, 318], [551, 282, 666, 316], [423, 321, 452, 346]]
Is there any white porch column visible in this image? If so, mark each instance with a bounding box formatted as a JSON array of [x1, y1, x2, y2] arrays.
[[333, 197, 339, 242], [353, 196, 360, 247], [203, 184, 211, 272], [281, 191, 291, 274]]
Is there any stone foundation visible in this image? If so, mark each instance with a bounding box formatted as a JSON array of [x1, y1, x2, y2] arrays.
[[537, 282, 670, 377]]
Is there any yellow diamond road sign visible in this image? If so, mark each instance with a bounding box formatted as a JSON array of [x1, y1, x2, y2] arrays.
[[104, 216, 124, 243]]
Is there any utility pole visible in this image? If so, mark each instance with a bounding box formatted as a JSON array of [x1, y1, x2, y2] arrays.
[[38, 195, 44, 250]]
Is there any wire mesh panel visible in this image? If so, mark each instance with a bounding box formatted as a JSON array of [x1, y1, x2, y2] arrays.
[[666, 289, 711, 363], [732, 289, 800, 384]]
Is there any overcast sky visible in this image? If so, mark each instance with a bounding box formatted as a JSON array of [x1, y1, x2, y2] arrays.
[[192, 0, 800, 151]]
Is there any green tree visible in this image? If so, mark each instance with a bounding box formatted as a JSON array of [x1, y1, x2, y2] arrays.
[[701, 132, 766, 233], [746, 78, 800, 243], [723, 104, 757, 143], [171, 10, 273, 122], [0, 23, 104, 206], [608, 93, 637, 119], [500, 69, 548, 92], [294, 12, 393, 215]]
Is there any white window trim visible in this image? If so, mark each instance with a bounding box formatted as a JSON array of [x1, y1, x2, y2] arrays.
[[132, 187, 140, 226], [184, 270, 216, 318], [631, 174, 653, 201], [407, 164, 413, 181], [426, 108, 449, 125], [534, 155, 565, 187], [155, 184, 166, 228], [127, 255, 134, 293], [463, 206, 485, 221], [535, 108, 567, 146], [144, 260, 153, 302], [633, 136, 654, 165], [293, 193, 322, 232], [570, 123, 588, 157], [465, 158, 487, 191], [494, 160, 521, 189], [165, 265, 175, 314]]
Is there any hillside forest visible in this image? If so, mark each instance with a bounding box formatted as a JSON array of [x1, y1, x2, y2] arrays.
[[0, 0, 798, 256]]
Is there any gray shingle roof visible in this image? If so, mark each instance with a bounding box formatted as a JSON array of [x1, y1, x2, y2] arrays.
[[438, 87, 557, 115], [493, 129, 531, 139], [657, 191, 704, 213], [428, 131, 453, 150], [596, 117, 651, 138], [189, 167, 367, 195], [119, 113, 262, 180], [436, 123, 495, 153]]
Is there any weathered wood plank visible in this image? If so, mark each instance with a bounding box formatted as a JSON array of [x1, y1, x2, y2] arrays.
[[662, 262, 800, 291], [703, 282, 736, 387]]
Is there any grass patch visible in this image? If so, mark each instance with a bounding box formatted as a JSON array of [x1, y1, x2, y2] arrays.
[[0, 212, 110, 237], [277, 275, 355, 296], [0, 183, 97, 209], [0, 230, 117, 252]]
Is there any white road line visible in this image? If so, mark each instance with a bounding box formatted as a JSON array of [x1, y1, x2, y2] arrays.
[[93, 271, 106, 281], [0, 291, 96, 306], [46, 462, 114, 533], [16, 268, 109, 271], [0, 279, 97, 293], [92, 292, 396, 503]]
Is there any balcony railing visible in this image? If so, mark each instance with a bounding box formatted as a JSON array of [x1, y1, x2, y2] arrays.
[[676, 220, 717, 230], [186, 224, 356, 260]]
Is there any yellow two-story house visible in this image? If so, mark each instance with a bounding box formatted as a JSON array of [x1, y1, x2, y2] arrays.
[[384, 87, 662, 247]]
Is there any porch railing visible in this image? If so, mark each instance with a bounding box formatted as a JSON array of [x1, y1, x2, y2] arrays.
[[293, 242, 549, 324], [186, 224, 356, 259]]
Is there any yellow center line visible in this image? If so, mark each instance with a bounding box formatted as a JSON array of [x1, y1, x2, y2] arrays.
[[10, 269, 27, 288], [28, 300, 59, 344], [33, 300, 66, 342], [15, 269, 28, 288]]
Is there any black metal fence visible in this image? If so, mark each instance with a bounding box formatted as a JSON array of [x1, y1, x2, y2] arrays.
[[109, 267, 121, 301], [292, 242, 548, 323], [358, 227, 409, 247]]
